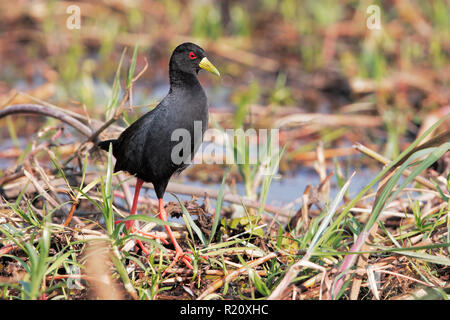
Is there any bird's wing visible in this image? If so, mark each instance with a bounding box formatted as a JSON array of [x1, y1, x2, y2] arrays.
[[113, 107, 160, 174]]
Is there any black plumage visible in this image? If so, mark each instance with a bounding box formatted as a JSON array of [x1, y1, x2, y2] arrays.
[[99, 43, 214, 196]]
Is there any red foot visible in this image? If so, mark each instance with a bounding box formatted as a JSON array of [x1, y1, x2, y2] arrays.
[[163, 245, 194, 275], [115, 219, 170, 253], [115, 179, 171, 254]]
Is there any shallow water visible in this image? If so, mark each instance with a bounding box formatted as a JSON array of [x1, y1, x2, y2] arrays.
[[157, 164, 379, 218]]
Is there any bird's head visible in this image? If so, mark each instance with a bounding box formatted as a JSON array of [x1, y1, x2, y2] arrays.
[[170, 42, 220, 77]]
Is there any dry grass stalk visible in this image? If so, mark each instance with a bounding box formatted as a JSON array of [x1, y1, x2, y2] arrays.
[[354, 143, 438, 191], [84, 240, 124, 300], [274, 113, 382, 129], [314, 141, 330, 200], [197, 252, 278, 300], [268, 259, 331, 300], [349, 224, 379, 300], [301, 186, 310, 231]]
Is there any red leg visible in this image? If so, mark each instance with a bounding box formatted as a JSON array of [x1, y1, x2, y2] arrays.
[[158, 198, 193, 274], [116, 179, 168, 252], [125, 178, 144, 230]]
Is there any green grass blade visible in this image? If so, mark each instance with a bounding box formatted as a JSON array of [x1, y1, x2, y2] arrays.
[[306, 172, 355, 258], [102, 143, 115, 235], [127, 43, 139, 89], [105, 48, 126, 119], [322, 114, 449, 244], [209, 171, 228, 244], [123, 214, 182, 228]]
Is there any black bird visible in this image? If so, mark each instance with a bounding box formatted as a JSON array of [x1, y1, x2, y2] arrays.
[[98, 42, 220, 270]]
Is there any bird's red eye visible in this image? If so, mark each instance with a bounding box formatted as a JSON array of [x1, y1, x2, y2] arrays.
[[189, 51, 197, 60]]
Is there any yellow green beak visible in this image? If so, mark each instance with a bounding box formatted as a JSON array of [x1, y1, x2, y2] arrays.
[[199, 57, 220, 76]]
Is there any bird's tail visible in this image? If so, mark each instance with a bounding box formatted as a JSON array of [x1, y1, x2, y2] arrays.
[[97, 139, 117, 152]]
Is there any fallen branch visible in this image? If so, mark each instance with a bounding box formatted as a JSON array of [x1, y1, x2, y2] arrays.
[[0, 104, 92, 137]]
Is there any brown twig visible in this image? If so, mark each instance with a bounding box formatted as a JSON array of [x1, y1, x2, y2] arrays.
[[63, 202, 78, 227], [0, 104, 92, 137]]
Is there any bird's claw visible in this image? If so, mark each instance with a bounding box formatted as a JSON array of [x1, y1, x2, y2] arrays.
[[114, 219, 170, 255], [131, 226, 169, 245], [162, 247, 194, 275]]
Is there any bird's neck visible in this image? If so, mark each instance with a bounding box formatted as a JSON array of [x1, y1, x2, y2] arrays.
[[169, 67, 202, 91]]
